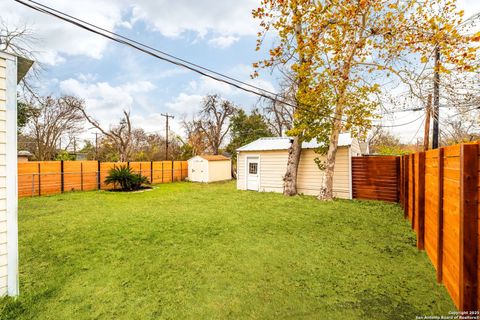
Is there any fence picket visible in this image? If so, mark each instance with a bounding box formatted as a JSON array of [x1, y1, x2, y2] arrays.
[[459, 144, 478, 311], [437, 148, 444, 284]]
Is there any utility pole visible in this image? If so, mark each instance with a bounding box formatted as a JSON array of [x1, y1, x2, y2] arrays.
[[161, 113, 175, 160], [432, 46, 440, 149], [424, 94, 432, 151], [94, 132, 99, 160]]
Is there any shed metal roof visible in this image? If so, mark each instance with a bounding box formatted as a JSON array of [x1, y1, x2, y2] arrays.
[[237, 133, 353, 152]]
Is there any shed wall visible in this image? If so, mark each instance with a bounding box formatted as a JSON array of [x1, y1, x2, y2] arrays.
[[0, 56, 8, 295], [207, 160, 231, 182], [237, 147, 351, 199]]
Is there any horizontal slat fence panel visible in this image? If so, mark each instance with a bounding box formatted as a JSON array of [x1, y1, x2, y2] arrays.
[[18, 160, 189, 197], [352, 156, 399, 202]]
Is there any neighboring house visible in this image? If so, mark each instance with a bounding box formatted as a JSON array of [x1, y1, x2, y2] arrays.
[[17, 150, 32, 163], [359, 142, 370, 155], [0, 51, 33, 296], [72, 152, 87, 161], [187, 155, 232, 183], [236, 133, 361, 199]]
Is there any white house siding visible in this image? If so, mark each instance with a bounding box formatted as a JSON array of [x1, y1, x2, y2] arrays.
[[0, 56, 7, 295], [237, 147, 351, 199]]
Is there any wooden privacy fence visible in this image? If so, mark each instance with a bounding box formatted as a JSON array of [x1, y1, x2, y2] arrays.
[[18, 160, 188, 198], [352, 156, 400, 202], [399, 143, 479, 312]]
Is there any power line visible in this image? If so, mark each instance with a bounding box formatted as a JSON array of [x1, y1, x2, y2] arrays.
[[14, 0, 468, 130], [373, 113, 426, 128], [21, 0, 279, 99], [14, 0, 282, 103], [407, 115, 426, 145]]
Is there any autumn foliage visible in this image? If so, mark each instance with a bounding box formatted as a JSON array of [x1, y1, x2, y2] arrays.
[[253, 0, 478, 199]]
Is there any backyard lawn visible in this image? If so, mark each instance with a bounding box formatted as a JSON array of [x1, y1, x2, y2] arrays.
[[1, 181, 454, 319]]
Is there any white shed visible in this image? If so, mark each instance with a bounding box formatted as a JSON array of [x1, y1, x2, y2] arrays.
[[0, 51, 33, 296], [236, 133, 361, 199], [187, 155, 232, 183]]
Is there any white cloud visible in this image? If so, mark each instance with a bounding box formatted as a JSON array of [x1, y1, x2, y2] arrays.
[[59, 78, 156, 128], [165, 93, 204, 114], [458, 0, 480, 16], [1, 0, 128, 65], [130, 0, 258, 38], [208, 36, 240, 49], [1, 0, 260, 65]]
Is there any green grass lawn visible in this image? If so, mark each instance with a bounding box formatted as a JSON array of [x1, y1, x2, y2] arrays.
[[0, 181, 454, 319]]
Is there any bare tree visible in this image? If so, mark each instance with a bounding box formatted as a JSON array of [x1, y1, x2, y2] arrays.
[[76, 107, 133, 162], [195, 94, 237, 155], [25, 96, 84, 160], [0, 21, 42, 98], [261, 77, 296, 136], [181, 117, 210, 156], [440, 115, 480, 146]]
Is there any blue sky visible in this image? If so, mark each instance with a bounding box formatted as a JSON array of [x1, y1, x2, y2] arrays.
[[2, 0, 479, 144], [2, 0, 276, 143]]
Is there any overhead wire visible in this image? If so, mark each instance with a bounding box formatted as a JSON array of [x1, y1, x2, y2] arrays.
[[407, 115, 426, 145], [13, 0, 478, 130]]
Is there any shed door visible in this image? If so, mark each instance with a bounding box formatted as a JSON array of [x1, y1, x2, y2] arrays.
[[191, 159, 206, 182], [246, 157, 259, 191]]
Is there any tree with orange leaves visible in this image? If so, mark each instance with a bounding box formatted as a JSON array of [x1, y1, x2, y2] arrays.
[[253, 0, 478, 200]]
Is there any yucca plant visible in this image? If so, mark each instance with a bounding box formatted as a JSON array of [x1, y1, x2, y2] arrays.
[[104, 165, 150, 191]]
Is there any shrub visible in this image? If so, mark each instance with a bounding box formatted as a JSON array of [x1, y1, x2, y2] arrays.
[[104, 165, 150, 191]]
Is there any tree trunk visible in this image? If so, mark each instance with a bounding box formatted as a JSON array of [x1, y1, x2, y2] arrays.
[[318, 134, 340, 200], [318, 104, 343, 200], [283, 136, 302, 196]]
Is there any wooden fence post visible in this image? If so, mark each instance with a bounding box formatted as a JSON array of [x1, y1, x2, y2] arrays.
[[180, 161, 183, 180], [60, 160, 65, 193], [459, 143, 478, 311], [150, 161, 153, 183], [411, 154, 416, 228], [416, 152, 426, 250], [162, 162, 164, 183], [38, 162, 41, 196], [436, 147, 444, 283], [97, 161, 101, 190], [404, 155, 409, 219], [172, 160, 174, 182], [395, 157, 402, 202], [80, 162, 84, 191]]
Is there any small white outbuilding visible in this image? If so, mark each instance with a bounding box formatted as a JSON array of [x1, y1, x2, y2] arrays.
[[187, 155, 232, 183], [236, 133, 361, 199]]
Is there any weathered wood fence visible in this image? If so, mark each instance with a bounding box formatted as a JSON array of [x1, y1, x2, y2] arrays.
[[18, 160, 188, 198], [399, 143, 479, 312]]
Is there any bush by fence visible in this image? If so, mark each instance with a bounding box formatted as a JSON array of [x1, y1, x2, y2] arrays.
[[18, 160, 188, 198]]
